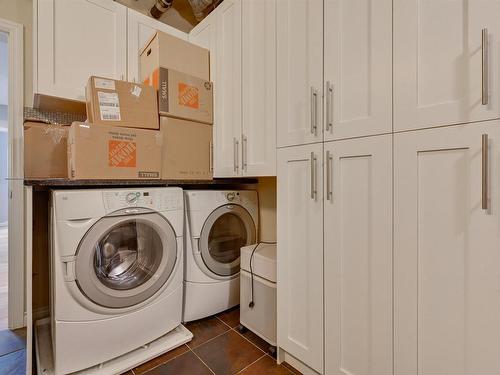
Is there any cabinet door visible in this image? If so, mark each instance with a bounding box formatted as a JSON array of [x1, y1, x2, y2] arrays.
[[241, 0, 276, 176], [394, 122, 500, 375], [324, 0, 392, 141], [214, 0, 242, 177], [127, 9, 187, 83], [324, 135, 392, 375], [394, 0, 500, 131], [277, 143, 323, 373], [189, 11, 217, 82], [277, 0, 323, 148], [37, 0, 127, 100]]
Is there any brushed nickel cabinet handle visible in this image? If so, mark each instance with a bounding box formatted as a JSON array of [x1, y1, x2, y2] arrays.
[[242, 135, 248, 171], [311, 87, 318, 135], [233, 138, 239, 172], [310, 152, 317, 200], [326, 150, 333, 201], [482, 28, 489, 105], [482, 134, 488, 210], [326, 81, 333, 132]]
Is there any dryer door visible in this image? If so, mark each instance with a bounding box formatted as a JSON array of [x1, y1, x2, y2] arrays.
[[199, 204, 256, 277], [74, 209, 177, 309]]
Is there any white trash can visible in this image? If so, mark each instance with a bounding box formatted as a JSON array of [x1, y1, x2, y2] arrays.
[[239, 243, 277, 347]]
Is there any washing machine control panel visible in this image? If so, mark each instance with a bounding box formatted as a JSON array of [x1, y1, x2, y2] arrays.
[[103, 190, 182, 213]]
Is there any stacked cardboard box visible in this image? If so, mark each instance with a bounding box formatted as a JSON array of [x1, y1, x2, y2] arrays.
[[140, 31, 214, 180]]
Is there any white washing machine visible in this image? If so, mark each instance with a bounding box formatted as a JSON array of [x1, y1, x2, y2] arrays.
[[183, 190, 258, 322], [50, 188, 186, 374]]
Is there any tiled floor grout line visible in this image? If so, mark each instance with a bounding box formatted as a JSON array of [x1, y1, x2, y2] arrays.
[[214, 315, 233, 329], [134, 346, 190, 374], [186, 325, 232, 351], [190, 348, 217, 375], [231, 327, 268, 355], [235, 353, 267, 374]]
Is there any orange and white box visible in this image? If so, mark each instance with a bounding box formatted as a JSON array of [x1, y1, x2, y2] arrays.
[[68, 122, 162, 180], [143, 67, 213, 125]]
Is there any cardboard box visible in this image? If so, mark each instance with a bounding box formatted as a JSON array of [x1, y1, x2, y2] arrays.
[[144, 68, 213, 124], [24, 122, 69, 179], [86, 76, 159, 130], [160, 117, 213, 180], [140, 31, 210, 82], [68, 122, 162, 180]]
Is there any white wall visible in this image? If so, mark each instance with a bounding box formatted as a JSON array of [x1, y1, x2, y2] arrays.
[[0, 0, 33, 106], [0, 33, 7, 106]]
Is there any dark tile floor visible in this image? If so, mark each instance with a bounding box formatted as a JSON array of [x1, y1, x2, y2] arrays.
[[125, 307, 301, 375], [0, 328, 27, 374]]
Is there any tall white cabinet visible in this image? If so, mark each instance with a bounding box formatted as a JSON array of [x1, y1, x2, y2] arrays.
[[324, 135, 392, 375], [37, 0, 127, 100], [277, 143, 324, 373], [394, 121, 500, 375], [394, 0, 500, 131], [189, 0, 276, 178]]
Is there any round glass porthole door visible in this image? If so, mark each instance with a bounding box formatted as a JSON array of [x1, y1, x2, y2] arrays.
[[75, 210, 177, 308], [199, 205, 256, 276]]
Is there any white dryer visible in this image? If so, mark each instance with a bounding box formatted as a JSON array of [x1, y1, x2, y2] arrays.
[[50, 188, 186, 374], [183, 190, 258, 322]]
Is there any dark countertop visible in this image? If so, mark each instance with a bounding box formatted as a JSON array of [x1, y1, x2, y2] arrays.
[[23, 178, 258, 189]]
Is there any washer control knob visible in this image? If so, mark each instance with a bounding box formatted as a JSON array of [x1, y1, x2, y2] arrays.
[[126, 192, 140, 204], [226, 192, 235, 201]]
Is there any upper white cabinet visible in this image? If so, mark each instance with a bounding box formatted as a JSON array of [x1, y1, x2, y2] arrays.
[[277, 143, 324, 373], [213, 0, 243, 177], [394, 0, 500, 131], [37, 0, 127, 100], [394, 121, 500, 375], [324, 0, 392, 141], [127, 9, 187, 84], [324, 135, 393, 375], [277, 0, 323, 148], [241, 0, 276, 176], [190, 0, 277, 178]]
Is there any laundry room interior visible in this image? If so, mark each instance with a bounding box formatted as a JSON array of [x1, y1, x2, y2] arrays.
[[1, 0, 500, 374]]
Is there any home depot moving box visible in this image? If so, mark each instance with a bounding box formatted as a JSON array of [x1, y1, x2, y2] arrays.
[[24, 122, 69, 178], [140, 31, 210, 81], [160, 117, 213, 180], [68, 122, 162, 180], [143, 68, 213, 124], [24, 94, 87, 179], [86, 76, 159, 130]]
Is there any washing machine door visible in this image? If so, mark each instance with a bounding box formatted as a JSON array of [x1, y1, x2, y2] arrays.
[[74, 208, 177, 309], [199, 204, 256, 277]]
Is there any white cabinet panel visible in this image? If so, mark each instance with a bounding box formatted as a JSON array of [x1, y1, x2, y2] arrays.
[[277, 0, 323, 147], [189, 12, 217, 82], [324, 135, 393, 375], [37, 0, 127, 100], [394, 0, 500, 131], [277, 143, 323, 373], [214, 0, 242, 177], [241, 0, 276, 176], [394, 122, 500, 375], [324, 0, 392, 140], [127, 9, 187, 84]]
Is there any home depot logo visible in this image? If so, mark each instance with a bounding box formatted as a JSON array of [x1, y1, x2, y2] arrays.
[[178, 83, 199, 109], [108, 141, 137, 167]]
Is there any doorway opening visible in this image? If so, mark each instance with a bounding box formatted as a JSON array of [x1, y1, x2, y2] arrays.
[[0, 30, 9, 330]]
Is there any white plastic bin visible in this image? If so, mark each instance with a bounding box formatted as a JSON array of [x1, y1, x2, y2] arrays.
[[239, 243, 277, 346]]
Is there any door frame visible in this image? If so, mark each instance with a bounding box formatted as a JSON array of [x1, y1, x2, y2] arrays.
[[0, 17, 25, 329]]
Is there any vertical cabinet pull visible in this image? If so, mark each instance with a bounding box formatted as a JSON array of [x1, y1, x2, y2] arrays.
[[242, 135, 248, 171], [310, 152, 317, 200], [233, 138, 239, 172], [482, 28, 489, 105], [326, 150, 333, 201], [482, 134, 488, 210], [311, 87, 318, 135], [209, 141, 214, 172], [326, 82, 333, 132]]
